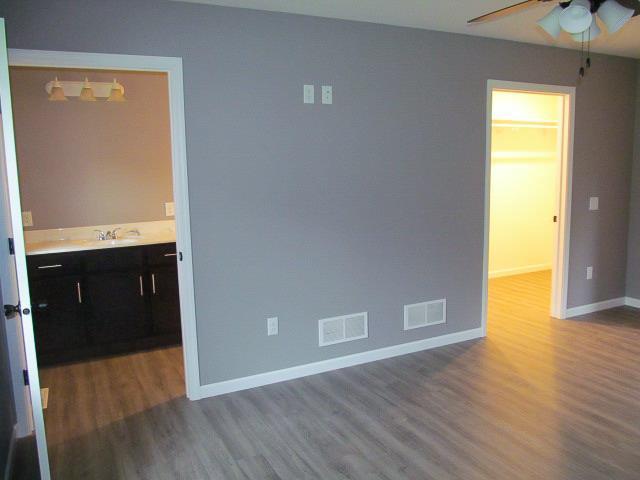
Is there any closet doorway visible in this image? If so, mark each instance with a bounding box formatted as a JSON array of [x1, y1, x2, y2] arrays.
[[482, 81, 575, 330]]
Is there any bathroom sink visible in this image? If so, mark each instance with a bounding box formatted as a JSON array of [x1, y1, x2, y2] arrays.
[[84, 238, 138, 247]]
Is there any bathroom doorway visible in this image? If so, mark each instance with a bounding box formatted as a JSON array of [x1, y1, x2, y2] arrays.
[[1, 48, 199, 479], [482, 80, 575, 332]]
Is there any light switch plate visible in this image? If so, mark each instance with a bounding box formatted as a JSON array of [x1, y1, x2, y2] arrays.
[[589, 197, 599, 211], [303, 85, 315, 104], [321, 85, 333, 105], [267, 317, 279, 336], [165, 202, 175, 217], [586, 266, 593, 280], [22, 211, 33, 227]]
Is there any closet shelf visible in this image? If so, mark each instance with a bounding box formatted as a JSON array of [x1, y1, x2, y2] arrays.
[[492, 119, 559, 129]]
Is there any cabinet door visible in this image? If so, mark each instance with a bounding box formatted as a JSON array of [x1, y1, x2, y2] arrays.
[[85, 272, 149, 344], [30, 275, 85, 354], [150, 265, 182, 338]]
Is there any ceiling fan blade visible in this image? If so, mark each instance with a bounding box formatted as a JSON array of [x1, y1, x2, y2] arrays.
[[615, 0, 640, 16], [468, 0, 546, 24]]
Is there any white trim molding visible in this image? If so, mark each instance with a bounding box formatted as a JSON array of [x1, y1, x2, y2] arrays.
[[7, 49, 201, 400], [196, 327, 483, 399], [565, 297, 626, 318], [624, 297, 640, 309], [3, 425, 16, 480], [488, 264, 552, 279]]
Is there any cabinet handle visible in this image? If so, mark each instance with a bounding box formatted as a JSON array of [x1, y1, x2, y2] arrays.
[[37, 264, 62, 269], [164, 253, 177, 257], [151, 273, 156, 295], [77, 282, 82, 304], [139, 275, 144, 296]]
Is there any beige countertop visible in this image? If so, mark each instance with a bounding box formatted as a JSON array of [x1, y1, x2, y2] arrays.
[[26, 232, 176, 256]]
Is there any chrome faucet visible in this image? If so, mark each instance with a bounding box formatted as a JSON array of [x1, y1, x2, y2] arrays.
[[94, 230, 107, 241], [94, 227, 122, 241]]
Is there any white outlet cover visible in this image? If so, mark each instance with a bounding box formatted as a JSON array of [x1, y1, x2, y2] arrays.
[[22, 211, 33, 227], [303, 85, 315, 104], [267, 317, 278, 336], [321, 85, 333, 105], [589, 197, 599, 211], [165, 202, 175, 216]]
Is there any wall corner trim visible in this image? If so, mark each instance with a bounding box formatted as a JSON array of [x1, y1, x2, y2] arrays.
[[564, 297, 628, 318], [3, 424, 17, 480], [624, 297, 640, 309], [194, 327, 483, 400]]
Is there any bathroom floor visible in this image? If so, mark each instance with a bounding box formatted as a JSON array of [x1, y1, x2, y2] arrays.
[[37, 271, 640, 480]]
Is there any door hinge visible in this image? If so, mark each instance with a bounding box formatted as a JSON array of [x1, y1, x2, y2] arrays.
[[8, 237, 14, 255], [23, 369, 29, 386], [4, 303, 20, 318], [553, 215, 558, 223], [179, 251, 183, 261]]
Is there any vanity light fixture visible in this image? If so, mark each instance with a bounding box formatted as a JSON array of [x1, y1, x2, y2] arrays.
[[47, 77, 68, 101], [107, 78, 126, 102], [78, 77, 97, 102], [45, 77, 126, 102]]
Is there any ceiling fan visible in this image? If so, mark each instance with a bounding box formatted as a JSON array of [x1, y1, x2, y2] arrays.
[[468, 0, 638, 77], [469, 0, 638, 36]]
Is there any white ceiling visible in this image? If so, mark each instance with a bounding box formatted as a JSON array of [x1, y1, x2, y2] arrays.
[[172, 0, 640, 58]]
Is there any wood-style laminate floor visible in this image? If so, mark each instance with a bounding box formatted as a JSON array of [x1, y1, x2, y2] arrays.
[[39, 271, 640, 479]]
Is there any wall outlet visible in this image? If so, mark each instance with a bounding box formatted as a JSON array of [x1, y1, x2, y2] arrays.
[[165, 202, 175, 217], [586, 266, 593, 280], [21, 211, 33, 227], [321, 85, 333, 105], [303, 85, 315, 104], [589, 197, 599, 211], [267, 317, 278, 336]]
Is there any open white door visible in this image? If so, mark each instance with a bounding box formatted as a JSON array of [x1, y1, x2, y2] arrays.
[[0, 19, 51, 480]]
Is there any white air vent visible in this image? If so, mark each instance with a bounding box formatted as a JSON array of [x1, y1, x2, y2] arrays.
[[404, 298, 446, 330], [319, 312, 368, 347]]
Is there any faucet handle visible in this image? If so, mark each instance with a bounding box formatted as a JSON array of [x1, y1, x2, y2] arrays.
[[110, 227, 122, 239], [94, 229, 106, 240]]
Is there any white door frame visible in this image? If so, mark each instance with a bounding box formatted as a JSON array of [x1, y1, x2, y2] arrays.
[[7, 49, 201, 402], [481, 79, 576, 334]]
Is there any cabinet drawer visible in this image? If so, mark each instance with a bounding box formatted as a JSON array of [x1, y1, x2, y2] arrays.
[[146, 243, 178, 266], [28, 252, 83, 277]]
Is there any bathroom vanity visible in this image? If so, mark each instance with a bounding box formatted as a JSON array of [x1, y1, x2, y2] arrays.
[[27, 241, 181, 365]]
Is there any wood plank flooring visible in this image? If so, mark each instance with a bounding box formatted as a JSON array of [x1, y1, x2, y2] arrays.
[[39, 270, 640, 479]]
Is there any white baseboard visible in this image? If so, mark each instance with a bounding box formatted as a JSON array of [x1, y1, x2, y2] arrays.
[[488, 264, 551, 279], [624, 297, 640, 309], [196, 327, 484, 400], [565, 297, 626, 318], [3, 425, 17, 480]]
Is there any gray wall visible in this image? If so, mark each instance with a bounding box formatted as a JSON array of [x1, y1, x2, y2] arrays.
[[10, 67, 173, 230], [627, 61, 640, 299], [0, 277, 17, 476], [1, 0, 637, 385]]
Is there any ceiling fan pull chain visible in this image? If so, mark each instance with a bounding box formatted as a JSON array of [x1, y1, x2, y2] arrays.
[[586, 26, 592, 69], [579, 32, 585, 78]]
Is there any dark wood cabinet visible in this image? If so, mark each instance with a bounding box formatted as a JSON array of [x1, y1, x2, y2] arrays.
[[85, 272, 149, 345], [28, 242, 181, 365], [31, 275, 86, 355]]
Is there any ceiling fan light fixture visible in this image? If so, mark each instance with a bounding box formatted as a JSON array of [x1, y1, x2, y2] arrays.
[[571, 14, 602, 41], [537, 5, 564, 38], [597, 0, 634, 33], [559, 0, 593, 34]]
